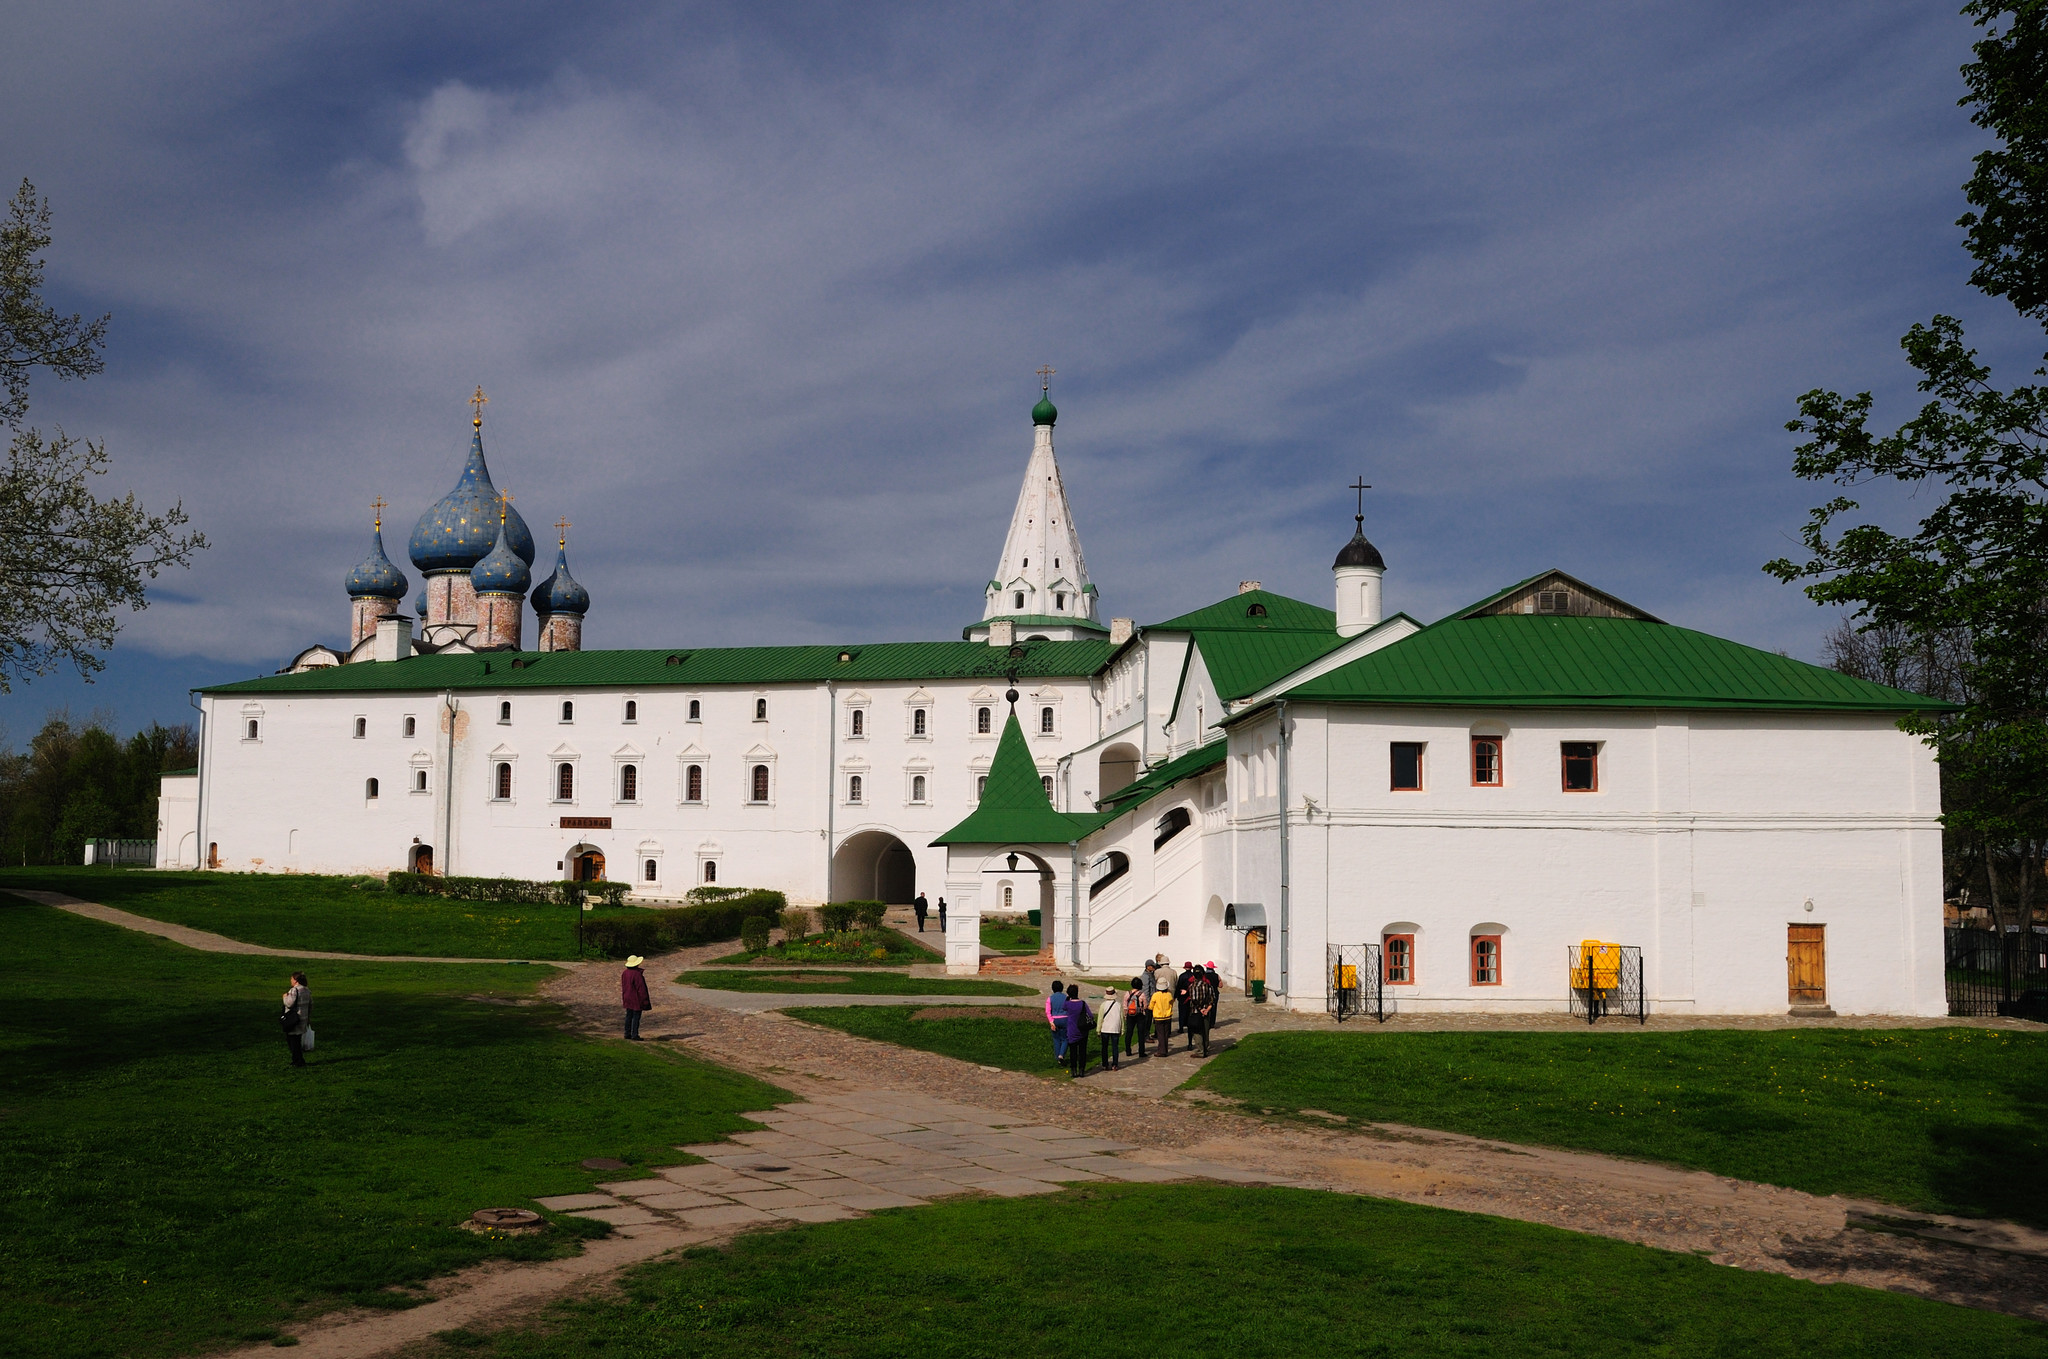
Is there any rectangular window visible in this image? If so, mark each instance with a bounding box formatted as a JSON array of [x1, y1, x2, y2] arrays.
[[1384, 933, 1415, 985], [1471, 935, 1501, 985], [912, 708, 927, 736], [1390, 742, 1423, 791], [1561, 741, 1598, 792], [1471, 737, 1503, 787]]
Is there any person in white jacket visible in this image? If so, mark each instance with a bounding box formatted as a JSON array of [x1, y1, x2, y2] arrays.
[[1097, 986, 1124, 1071]]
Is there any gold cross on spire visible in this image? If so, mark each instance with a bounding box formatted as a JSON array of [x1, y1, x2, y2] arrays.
[[496, 488, 513, 524], [1035, 365, 1055, 392], [554, 515, 572, 549], [470, 385, 489, 428], [370, 496, 387, 531]]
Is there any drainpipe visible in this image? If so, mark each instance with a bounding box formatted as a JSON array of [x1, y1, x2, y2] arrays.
[[188, 690, 206, 870], [1069, 838, 1082, 969], [825, 681, 836, 903], [441, 690, 456, 876], [1276, 699, 1290, 1004]]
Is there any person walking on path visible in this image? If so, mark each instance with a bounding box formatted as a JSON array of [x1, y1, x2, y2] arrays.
[[1046, 981, 1070, 1065], [1123, 978, 1145, 1059], [279, 971, 311, 1067], [1186, 964, 1219, 1056], [1098, 986, 1123, 1071], [913, 893, 930, 932], [620, 955, 652, 1040], [1148, 983, 1174, 1058], [1065, 990, 1093, 1077], [937, 897, 949, 933]]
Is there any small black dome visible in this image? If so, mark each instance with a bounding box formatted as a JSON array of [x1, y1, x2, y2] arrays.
[[1334, 529, 1385, 570]]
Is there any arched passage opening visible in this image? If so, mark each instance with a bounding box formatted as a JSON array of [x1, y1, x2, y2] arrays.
[[1098, 742, 1141, 802], [410, 844, 434, 875], [833, 830, 917, 903]]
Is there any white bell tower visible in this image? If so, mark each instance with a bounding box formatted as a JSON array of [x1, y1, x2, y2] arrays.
[[967, 371, 1106, 644], [1333, 477, 1385, 638]]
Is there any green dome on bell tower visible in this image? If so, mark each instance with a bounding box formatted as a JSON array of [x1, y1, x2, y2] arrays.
[[1031, 364, 1058, 425]]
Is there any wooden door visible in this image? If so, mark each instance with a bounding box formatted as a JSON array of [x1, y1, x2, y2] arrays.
[[1244, 927, 1267, 994], [1787, 924, 1826, 1004]]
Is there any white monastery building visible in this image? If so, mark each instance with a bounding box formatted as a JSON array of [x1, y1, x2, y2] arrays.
[[163, 383, 1949, 1017]]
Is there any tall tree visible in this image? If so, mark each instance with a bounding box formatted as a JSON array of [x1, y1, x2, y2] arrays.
[[0, 179, 205, 690], [1766, 3, 2048, 929]]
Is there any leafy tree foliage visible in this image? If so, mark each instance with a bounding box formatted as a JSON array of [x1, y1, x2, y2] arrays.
[[1767, 4, 2048, 927], [0, 180, 205, 690], [0, 715, 196, 865]]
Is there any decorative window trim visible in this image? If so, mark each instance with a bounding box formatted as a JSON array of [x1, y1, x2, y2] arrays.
[[695, 839, 722, 885], [908, 772, 929, 805], [241, 704, 265, 743], [550, 749, 581, 805], [744, 748, 778, 806], [1384, 933, 1416, 985], [491, 759, 515, 802], [408, 752, 434, 796]]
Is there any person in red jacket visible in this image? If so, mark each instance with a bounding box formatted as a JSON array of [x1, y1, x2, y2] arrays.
[[620, 955, 652, 1040]]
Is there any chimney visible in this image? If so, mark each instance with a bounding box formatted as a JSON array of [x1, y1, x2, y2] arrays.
[[1108, 617, 1134, 645], [374, 615, 413, 663], [1238, 580, 1262, 595], [988, 619, 1014, 647]]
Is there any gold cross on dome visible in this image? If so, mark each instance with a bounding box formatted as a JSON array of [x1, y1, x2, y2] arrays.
[[496, 488, 513, 524], [1036, 365, 1055, 391], [370, 496, 387, 530], [470, 386, 489, 427], [555, 516, 572, 548]]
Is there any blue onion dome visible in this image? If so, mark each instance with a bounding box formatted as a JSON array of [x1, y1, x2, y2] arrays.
[[345, 528, 409, 599], [531, 543, 591, 616], [471, 518, 532, 596], [414, 589, 427, 618], [408, 425, 537, 572]]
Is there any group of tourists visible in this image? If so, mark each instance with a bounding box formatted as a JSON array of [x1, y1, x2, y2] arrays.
[[1045, 956, 1223, 1077]]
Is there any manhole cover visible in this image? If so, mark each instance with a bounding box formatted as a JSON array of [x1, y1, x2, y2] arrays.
[[471, 1208, 541, 1228], [581, 1157, 631, 1171]]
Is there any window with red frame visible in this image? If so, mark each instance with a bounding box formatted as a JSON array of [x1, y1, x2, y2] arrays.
[[1384, 933, 1415, 984], [1471, 737, 1503, 786], [1471, 934, 1501, 985], [1561, 741, 1598, 791]]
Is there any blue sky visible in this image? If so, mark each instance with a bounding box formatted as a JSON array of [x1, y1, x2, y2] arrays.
[[2, 1, 2039, 737]]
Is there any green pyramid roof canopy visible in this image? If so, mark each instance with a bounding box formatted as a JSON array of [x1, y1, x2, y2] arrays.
[[931, 711, 1092, 846]]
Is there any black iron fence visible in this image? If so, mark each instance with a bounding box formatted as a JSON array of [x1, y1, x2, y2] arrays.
[[1328, 942, 1384, 1023], [1945, 927, 2048, 1018], [1566, 943, 1645, 1024]]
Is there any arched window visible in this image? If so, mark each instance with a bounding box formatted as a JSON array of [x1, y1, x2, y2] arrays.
[[1013, 591, 1025, 609], [1055, 592, 1065, 610], [686, 764, 704, 802], [246, 719, 260, 740], [404, 716, 416, 738], [911, 774, 926, 802], [848, 774, 863, 803], [1040, 706, 1054, 733], [644, 858, 659, 882], [414, 769, 428, 792], [1089, 851, 1131, 898], [851, 709, 864, 737], [353, 717, 366, 739], [1472, 935, 1502, 985], [557, 763, 575, 800], [755, 698, 768, 721], [1041, 775, 1053, 798], [702, 860, 717, 884], [912, 708, 926, 736], [1157, 919, 1170, 936], [620, 765, 638, 801], [977, 707, 991, 734], [1471, 737, 1503, 787], [499, 701, 511, 723], [1384, 934, 1415, 984], [495, 763, 512, 800], [1003, 885, 1014, 910], [624, 700, 637, 722], [1246, 602, 1268, 618], [751, 764, 770, 802], [561, 701, 574, 723], [1154, 806, 1192, 849], [688, 699, 701, 721], [976, 775, 988, 801], [365, 777, 379, 799]]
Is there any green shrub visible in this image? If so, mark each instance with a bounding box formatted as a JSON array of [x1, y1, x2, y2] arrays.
[[687, 885, 747, 904], [849, 899, 887, 930], [740, 917, 771, 954], [576, 889, 787, 959], [818, 902, 857, 933], [385, 871, 563, 904], [777, 906, 811, 940]]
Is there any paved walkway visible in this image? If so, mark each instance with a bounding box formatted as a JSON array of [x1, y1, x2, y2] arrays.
[[6, 890, 528, 964]]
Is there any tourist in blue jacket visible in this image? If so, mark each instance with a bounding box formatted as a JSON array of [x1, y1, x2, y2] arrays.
[[1046, 982, 1070, 1064]]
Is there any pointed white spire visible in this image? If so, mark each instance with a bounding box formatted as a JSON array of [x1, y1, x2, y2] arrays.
[[975, 380, 1103, 641]]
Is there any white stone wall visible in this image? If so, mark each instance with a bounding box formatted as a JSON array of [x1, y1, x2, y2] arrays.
[[154, 773, 200, 869]]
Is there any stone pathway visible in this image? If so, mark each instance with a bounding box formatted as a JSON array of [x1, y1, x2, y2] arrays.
[[7, 890, 529, 964]]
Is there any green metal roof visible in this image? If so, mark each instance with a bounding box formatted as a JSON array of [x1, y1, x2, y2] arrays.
[[1272, 614, 1949, 712], [1150, 589, 1335, 634], [1185, 628, 1350, 703], [959, 614, 1110, 639], [205, 639, 1116, 697], [930, 712, 1094, 846], [1090, 739, 1227, 826]]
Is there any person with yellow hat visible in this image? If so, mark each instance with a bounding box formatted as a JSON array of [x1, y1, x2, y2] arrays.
[[620, 955, 651, 1040]]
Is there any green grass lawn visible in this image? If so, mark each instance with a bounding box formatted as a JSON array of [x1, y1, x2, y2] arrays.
[[1192, 1029, 2048, 1226], [978, 919, 1039, 953], [788, 1003, 1138, 1075], [0, 866, 663, 959], [674, 970, 1034, 996], [448, 1184, 2044, 1358], [707, 929, 940, 967], [0, 894, 785, 1359]]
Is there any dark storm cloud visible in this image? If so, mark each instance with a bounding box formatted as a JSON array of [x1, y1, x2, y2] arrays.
[[0, 0, 2033, 727]]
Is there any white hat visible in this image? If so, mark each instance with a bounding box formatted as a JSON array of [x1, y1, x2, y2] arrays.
[[625, 955, 645, 967]]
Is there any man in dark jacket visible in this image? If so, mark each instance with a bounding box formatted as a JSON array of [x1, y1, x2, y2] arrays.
[[1186, 965, 1220, 1055], [913, 893, 930, 932], [621, 955, 652, 1040]]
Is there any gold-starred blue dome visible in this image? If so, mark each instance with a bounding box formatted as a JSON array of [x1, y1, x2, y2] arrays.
[[344, 528, 409, 600], [409, 426, 536, 573], [531, 543, 591, 616], [471, 519, 531, 596]]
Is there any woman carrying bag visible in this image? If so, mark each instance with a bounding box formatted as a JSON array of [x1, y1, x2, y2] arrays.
[[280, 971, 312, 1068]]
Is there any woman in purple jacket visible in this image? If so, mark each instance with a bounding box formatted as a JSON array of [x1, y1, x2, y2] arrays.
[[620, 955, 651, 1040], [1063, 992, 1092, 1077]]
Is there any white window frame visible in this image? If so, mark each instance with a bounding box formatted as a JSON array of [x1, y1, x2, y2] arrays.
[[241, 704, 265, 743], [403, 714, 417, 739], [551, 751, 581, 805], [622, 696, 639, 724], [560, 699, 576, 724], [490, 754, 517, 803], [744, 751, 778, 806], [352, 715, 367, 740]]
